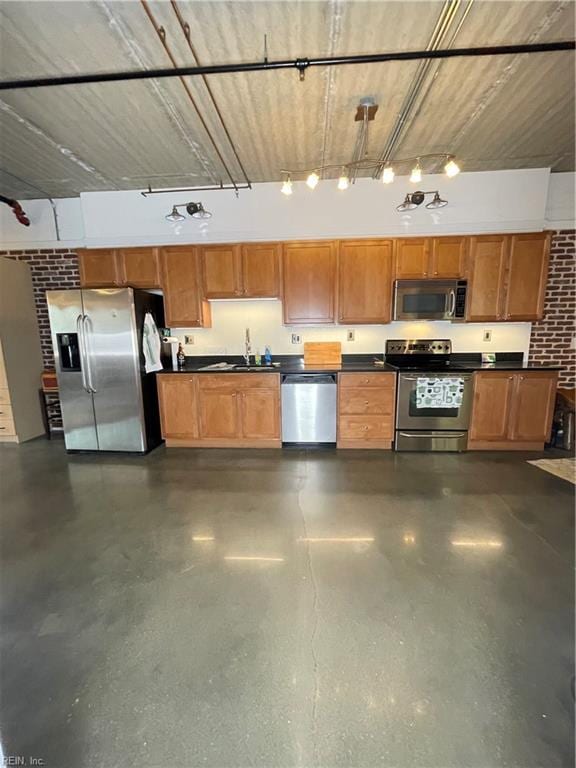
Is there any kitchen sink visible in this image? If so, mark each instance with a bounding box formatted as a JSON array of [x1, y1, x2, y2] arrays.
[[196, 362, 278, 372], [232, 365, 277, 371]]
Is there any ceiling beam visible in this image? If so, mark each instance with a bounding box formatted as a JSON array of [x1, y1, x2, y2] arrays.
[[0, 41, 574, 91]]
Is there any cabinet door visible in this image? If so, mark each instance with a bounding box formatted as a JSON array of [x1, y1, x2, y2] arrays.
[[469, 372, 515, 441], [338, 240, 394, 323], [394, 239, 430, 278], [508, 372, 557, 442], [78, 249, 120, 287], [118, 247, 160, 288], [157, 375, 198, 438], [201, 245, 241, 298], [242, 243, 281, 297], [503, 233, 550, 321], [161, 246, 211, 328], [466, 236, 508, 321], [198, 389, 240, 438], [282, 241, 336, 324], [240, 388, 280, 439], [431, 237, 468, 278]]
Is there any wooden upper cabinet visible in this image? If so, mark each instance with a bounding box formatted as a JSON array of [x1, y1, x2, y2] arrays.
[[394, 239, 430, 278], [201, 244, 241, 298], [503, 233, 550, 321], [338, 240, 394, 324], [469, 372, 515, 441], [157, 375, 198, 439], [160, 246, 211, 328], [466, 235, 509, 321], [282, 241, 337, 325], [508, 371, 557, 442], [430, 237, 468, 278], [78, 249, 120, 287], [241, 243, 281, 297], [118, 247, 160, 288]]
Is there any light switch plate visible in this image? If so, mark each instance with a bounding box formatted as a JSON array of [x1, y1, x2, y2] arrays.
[[347, 330, 355, 342], [184, 335, 194, 345], [291, 333, 301, 344], [483, 330, 492, 342]]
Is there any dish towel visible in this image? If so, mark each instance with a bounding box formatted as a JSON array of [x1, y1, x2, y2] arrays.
[[416, 377, 465, 409], [143, 312, 163, 373]]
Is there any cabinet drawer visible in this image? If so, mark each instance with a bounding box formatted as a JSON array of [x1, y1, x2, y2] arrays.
[[0, 416, 16, 436], [0, 388, 10, 406], [339, 415, 394, 439], [339, 372, 396, 389], [339, 388, 394, 415], [0, 404, 13, 420], [197, 373, 280, 390]]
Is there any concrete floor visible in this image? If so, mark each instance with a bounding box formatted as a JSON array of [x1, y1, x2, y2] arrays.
[[0, 440, 574, 768]]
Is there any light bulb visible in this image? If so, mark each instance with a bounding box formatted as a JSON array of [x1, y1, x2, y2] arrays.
[[306, 172, 319, 189], [281, 178, 293, 196], [382, 166, 394, 184], [444, 159, 460, 177], [337, 174, 349, 191], [410, 163, 422, 184]]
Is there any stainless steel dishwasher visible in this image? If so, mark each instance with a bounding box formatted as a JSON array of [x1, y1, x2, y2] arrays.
[[281, 374, 337, 444]]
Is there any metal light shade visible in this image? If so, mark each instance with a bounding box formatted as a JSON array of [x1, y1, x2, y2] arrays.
[[166, 206, 185, 222], [396, 194, 418, 212], [425, 191, 448, 209], [187, 202, 212, 219]]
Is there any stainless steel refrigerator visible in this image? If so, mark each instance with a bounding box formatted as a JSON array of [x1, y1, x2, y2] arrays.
[[47, 288, 165, 453]]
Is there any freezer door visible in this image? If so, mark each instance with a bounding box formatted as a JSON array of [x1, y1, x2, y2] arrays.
[[47, 290, 98, 450], [82, 288, 146, 452]]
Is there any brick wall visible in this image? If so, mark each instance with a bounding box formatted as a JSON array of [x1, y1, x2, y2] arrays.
[[0, 249, 80, 368], [528, 230, 576, 387]]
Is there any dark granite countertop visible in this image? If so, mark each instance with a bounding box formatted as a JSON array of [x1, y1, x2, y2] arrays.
[[158, 353, 561, 375]]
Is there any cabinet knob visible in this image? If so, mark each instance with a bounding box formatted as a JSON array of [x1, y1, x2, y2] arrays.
[[232, 393, 237, 397], [364, 378, 369, 383], [519, 375, 525, 380], [365, 401, 369, 406], [363, 425, 369, 431], [424, 272, 428, 276], [508, 376, 513, 380], [434, 271, 438, 275]]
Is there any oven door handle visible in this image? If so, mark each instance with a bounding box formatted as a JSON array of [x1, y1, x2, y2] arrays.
[[399, 431, 468, 438]]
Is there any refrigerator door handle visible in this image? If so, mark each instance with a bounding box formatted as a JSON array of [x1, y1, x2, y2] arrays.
[[76, 313, 91, 393], [82, 314, 97, 393]]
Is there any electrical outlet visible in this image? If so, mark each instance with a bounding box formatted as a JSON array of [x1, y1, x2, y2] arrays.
[[291, 333, 301, 344], [347, 329, 355, 342], [483, 330, 492, 342], [184, 335, 194, 345]]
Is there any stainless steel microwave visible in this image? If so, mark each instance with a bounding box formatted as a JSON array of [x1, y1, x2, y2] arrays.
[[394, 280, 467, 321]]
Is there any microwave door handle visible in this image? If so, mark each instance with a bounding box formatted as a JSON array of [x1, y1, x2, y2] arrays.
[[447, 289, 456, 318], [76, 314, 91, 393]]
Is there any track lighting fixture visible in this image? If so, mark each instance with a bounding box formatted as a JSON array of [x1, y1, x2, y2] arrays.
[[281, 176, 293, 195], [337, 171, 350, 191], [444, 158, 460, 177], [165, 201, 212, 222], [396, 190, 447, 212], [381, 167, 394, 184], [409, 161, 422, 184], [306, 172, 320, 189]]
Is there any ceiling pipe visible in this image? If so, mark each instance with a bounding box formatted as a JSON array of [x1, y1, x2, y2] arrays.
[[0, 41, 573, 91], [170, 0, 251, 188], [139, 0, 240, 193]]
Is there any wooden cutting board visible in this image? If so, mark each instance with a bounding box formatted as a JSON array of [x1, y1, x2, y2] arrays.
[[303, 342, 342, 366]]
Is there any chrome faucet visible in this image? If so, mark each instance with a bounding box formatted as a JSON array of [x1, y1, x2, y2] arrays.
[[244, 328, 251, 366]]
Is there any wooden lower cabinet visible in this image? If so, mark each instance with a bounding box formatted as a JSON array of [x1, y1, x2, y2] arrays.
[[158, 373, 280, 448], [337, 372, 396, 449], [468, 370, 558, 450]]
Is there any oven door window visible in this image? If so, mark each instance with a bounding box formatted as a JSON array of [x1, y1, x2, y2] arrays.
[[402, 292, 446, 316]]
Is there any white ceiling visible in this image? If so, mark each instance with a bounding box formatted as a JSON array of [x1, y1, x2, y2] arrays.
[[0, 0, 574, 199]]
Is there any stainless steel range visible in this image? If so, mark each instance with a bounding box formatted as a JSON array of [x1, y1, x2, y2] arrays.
[[386, 339, 473, 452]]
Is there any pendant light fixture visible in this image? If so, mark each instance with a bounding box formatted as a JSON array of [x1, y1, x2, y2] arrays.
[[337, 170, 350, 190]]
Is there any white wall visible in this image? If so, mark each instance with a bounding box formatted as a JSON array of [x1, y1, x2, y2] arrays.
[[545, 172, 576, 230], [174, 299, 533, 361], [3, 168, 571, 250]]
